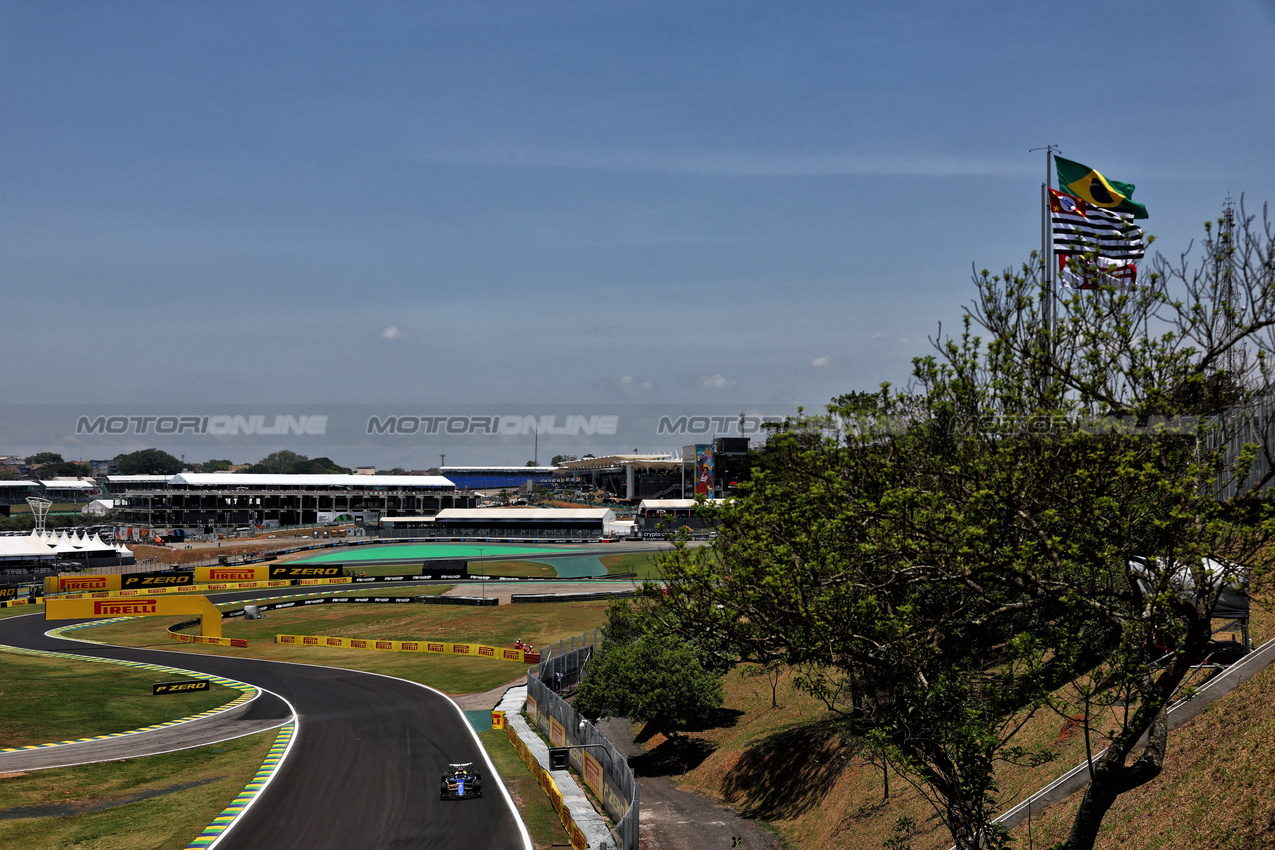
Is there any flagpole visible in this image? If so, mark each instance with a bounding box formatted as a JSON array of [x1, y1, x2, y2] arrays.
[[1031, 145, 1059, 358]]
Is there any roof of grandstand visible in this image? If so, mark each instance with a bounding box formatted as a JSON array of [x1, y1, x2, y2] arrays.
[[435, 507, 614, 522], [38, 478, 100, 489], [557, 454, 681, 470], [168, 473, 454, 489]]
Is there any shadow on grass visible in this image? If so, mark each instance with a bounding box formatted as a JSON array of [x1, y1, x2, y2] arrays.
[[719, 720, 849, 820], [628, 708, 744, 777]]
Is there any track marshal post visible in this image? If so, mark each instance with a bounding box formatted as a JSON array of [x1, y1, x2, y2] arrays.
[[45, 594, 226, 639]]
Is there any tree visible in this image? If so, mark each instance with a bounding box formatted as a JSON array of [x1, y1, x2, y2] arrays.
[[200, 459, 233, 472], [655, 205, 1275, 849], [575, 601, 724, 733], [32, 460, 91, 479], [114, 448, 183, 475], [25, 452, 62, 465]]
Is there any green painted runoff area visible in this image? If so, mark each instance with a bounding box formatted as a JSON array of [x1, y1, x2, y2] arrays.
[[294, 544, 579, 563]]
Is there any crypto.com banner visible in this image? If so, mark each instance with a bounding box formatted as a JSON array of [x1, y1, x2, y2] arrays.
[[0, 405, 797, 451]]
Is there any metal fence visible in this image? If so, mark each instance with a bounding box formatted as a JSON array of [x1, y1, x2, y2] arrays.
[[526, 630, 638, 850]]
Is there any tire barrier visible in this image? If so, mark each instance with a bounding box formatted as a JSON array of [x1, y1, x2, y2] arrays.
[[274, 633, 538, 662]]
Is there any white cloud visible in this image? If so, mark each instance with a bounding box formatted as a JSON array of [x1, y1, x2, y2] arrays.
[[811, 354, 833, 368], [618, 375, 654, 393], [380, 325, 409, 340], [697, 373, 738, 390], [870, 331, 909, 344]]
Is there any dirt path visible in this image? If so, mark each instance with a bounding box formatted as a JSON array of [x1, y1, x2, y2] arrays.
[[596, 718, 786, 850]]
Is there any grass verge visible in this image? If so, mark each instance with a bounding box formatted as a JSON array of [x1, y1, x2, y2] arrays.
[[77, 599, 610, 695], [0, 729, 277, 850], [479, 728, 571, 850], [0, 652, 234, 748]]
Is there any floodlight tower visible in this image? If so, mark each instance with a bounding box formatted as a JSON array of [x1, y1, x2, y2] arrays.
[[27, 496, 52, 535]]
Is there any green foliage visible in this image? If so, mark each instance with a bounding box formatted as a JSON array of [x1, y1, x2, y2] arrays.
[[25, 452, 63, 465], [574, 631, 722, 733], [245, 451, 349, 474], [655, 207, 1275, 850], [114, 448, 184, 475], [32, 460, 91, 479]]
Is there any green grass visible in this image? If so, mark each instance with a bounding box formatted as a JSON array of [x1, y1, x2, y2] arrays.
[[294, 543, 579, 563], [0, 730, 278, 850], [479, 728, 571, 848], [600, 550, 665, 580], [350, 559, 557, 578], [79, 599, 611, 695], [0, 652, 235, 748]]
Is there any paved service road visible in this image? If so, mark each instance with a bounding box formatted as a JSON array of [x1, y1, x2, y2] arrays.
[[0, 611, 531, 850]]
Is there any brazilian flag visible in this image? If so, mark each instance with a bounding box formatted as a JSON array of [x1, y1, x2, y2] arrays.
[[1055, 156, 1148, 219]]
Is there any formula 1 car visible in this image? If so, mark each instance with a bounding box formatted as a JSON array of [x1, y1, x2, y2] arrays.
[[440, 763, 483, 800]]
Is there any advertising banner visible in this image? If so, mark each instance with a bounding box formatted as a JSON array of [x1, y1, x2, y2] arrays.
[[51, 574, 123, 593], [152, 680, 210, 695], [195, 565, 270, 583], [46, 594, 225, 638], [694, 443, 714, 496], [274, 633, 531, 661], [269, 565, 344, 579], [122, 573, 194, 589], [582, 751, 604, 798]]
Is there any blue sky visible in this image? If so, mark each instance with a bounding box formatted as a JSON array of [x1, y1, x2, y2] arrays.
[[3, 2, 1274, 465]]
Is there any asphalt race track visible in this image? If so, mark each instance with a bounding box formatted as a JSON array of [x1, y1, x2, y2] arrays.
[[0, 601, 532, 850]]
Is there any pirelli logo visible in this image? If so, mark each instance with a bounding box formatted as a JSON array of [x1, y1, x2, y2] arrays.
[[303, 636, 319, 645], [62, 578, 111, 591], [210, 569, 257, 581], [270, 566, 343, 578], [427, 643, 444, 653], [401, 642, 418, 651], [95, 599, 159, 616], [351, 639, 367, 649], [153, 680, 210, 695], [375, 641, 392, 650], [479, 646, 494, 657]]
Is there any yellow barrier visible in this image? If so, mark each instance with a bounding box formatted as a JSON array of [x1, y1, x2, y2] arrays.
[[274, 634, 531, 662], [168, 630, 248, 648], [195, 565, 271, 583], [0, 597, 43, 608], [505, 719, 588, 850], [46, 594, 226, 639], [58, 579, 291, 600], [47, 574, 122, 594], [295, 577, 350, 586]]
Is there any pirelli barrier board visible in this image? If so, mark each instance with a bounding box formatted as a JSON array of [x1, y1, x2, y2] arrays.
[[45, 594, 225, 639], [0, 586, 18, 600], [168, 630, 249, 649], [57, 580, 292, 599], [505, 717, 589, 850], [275, 633, 538, 662]]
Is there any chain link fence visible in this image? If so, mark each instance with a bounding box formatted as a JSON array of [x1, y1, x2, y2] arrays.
[[526, 629, 638, 850]]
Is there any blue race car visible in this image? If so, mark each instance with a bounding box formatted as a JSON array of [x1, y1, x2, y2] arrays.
[[440, 763, 483, 800]]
